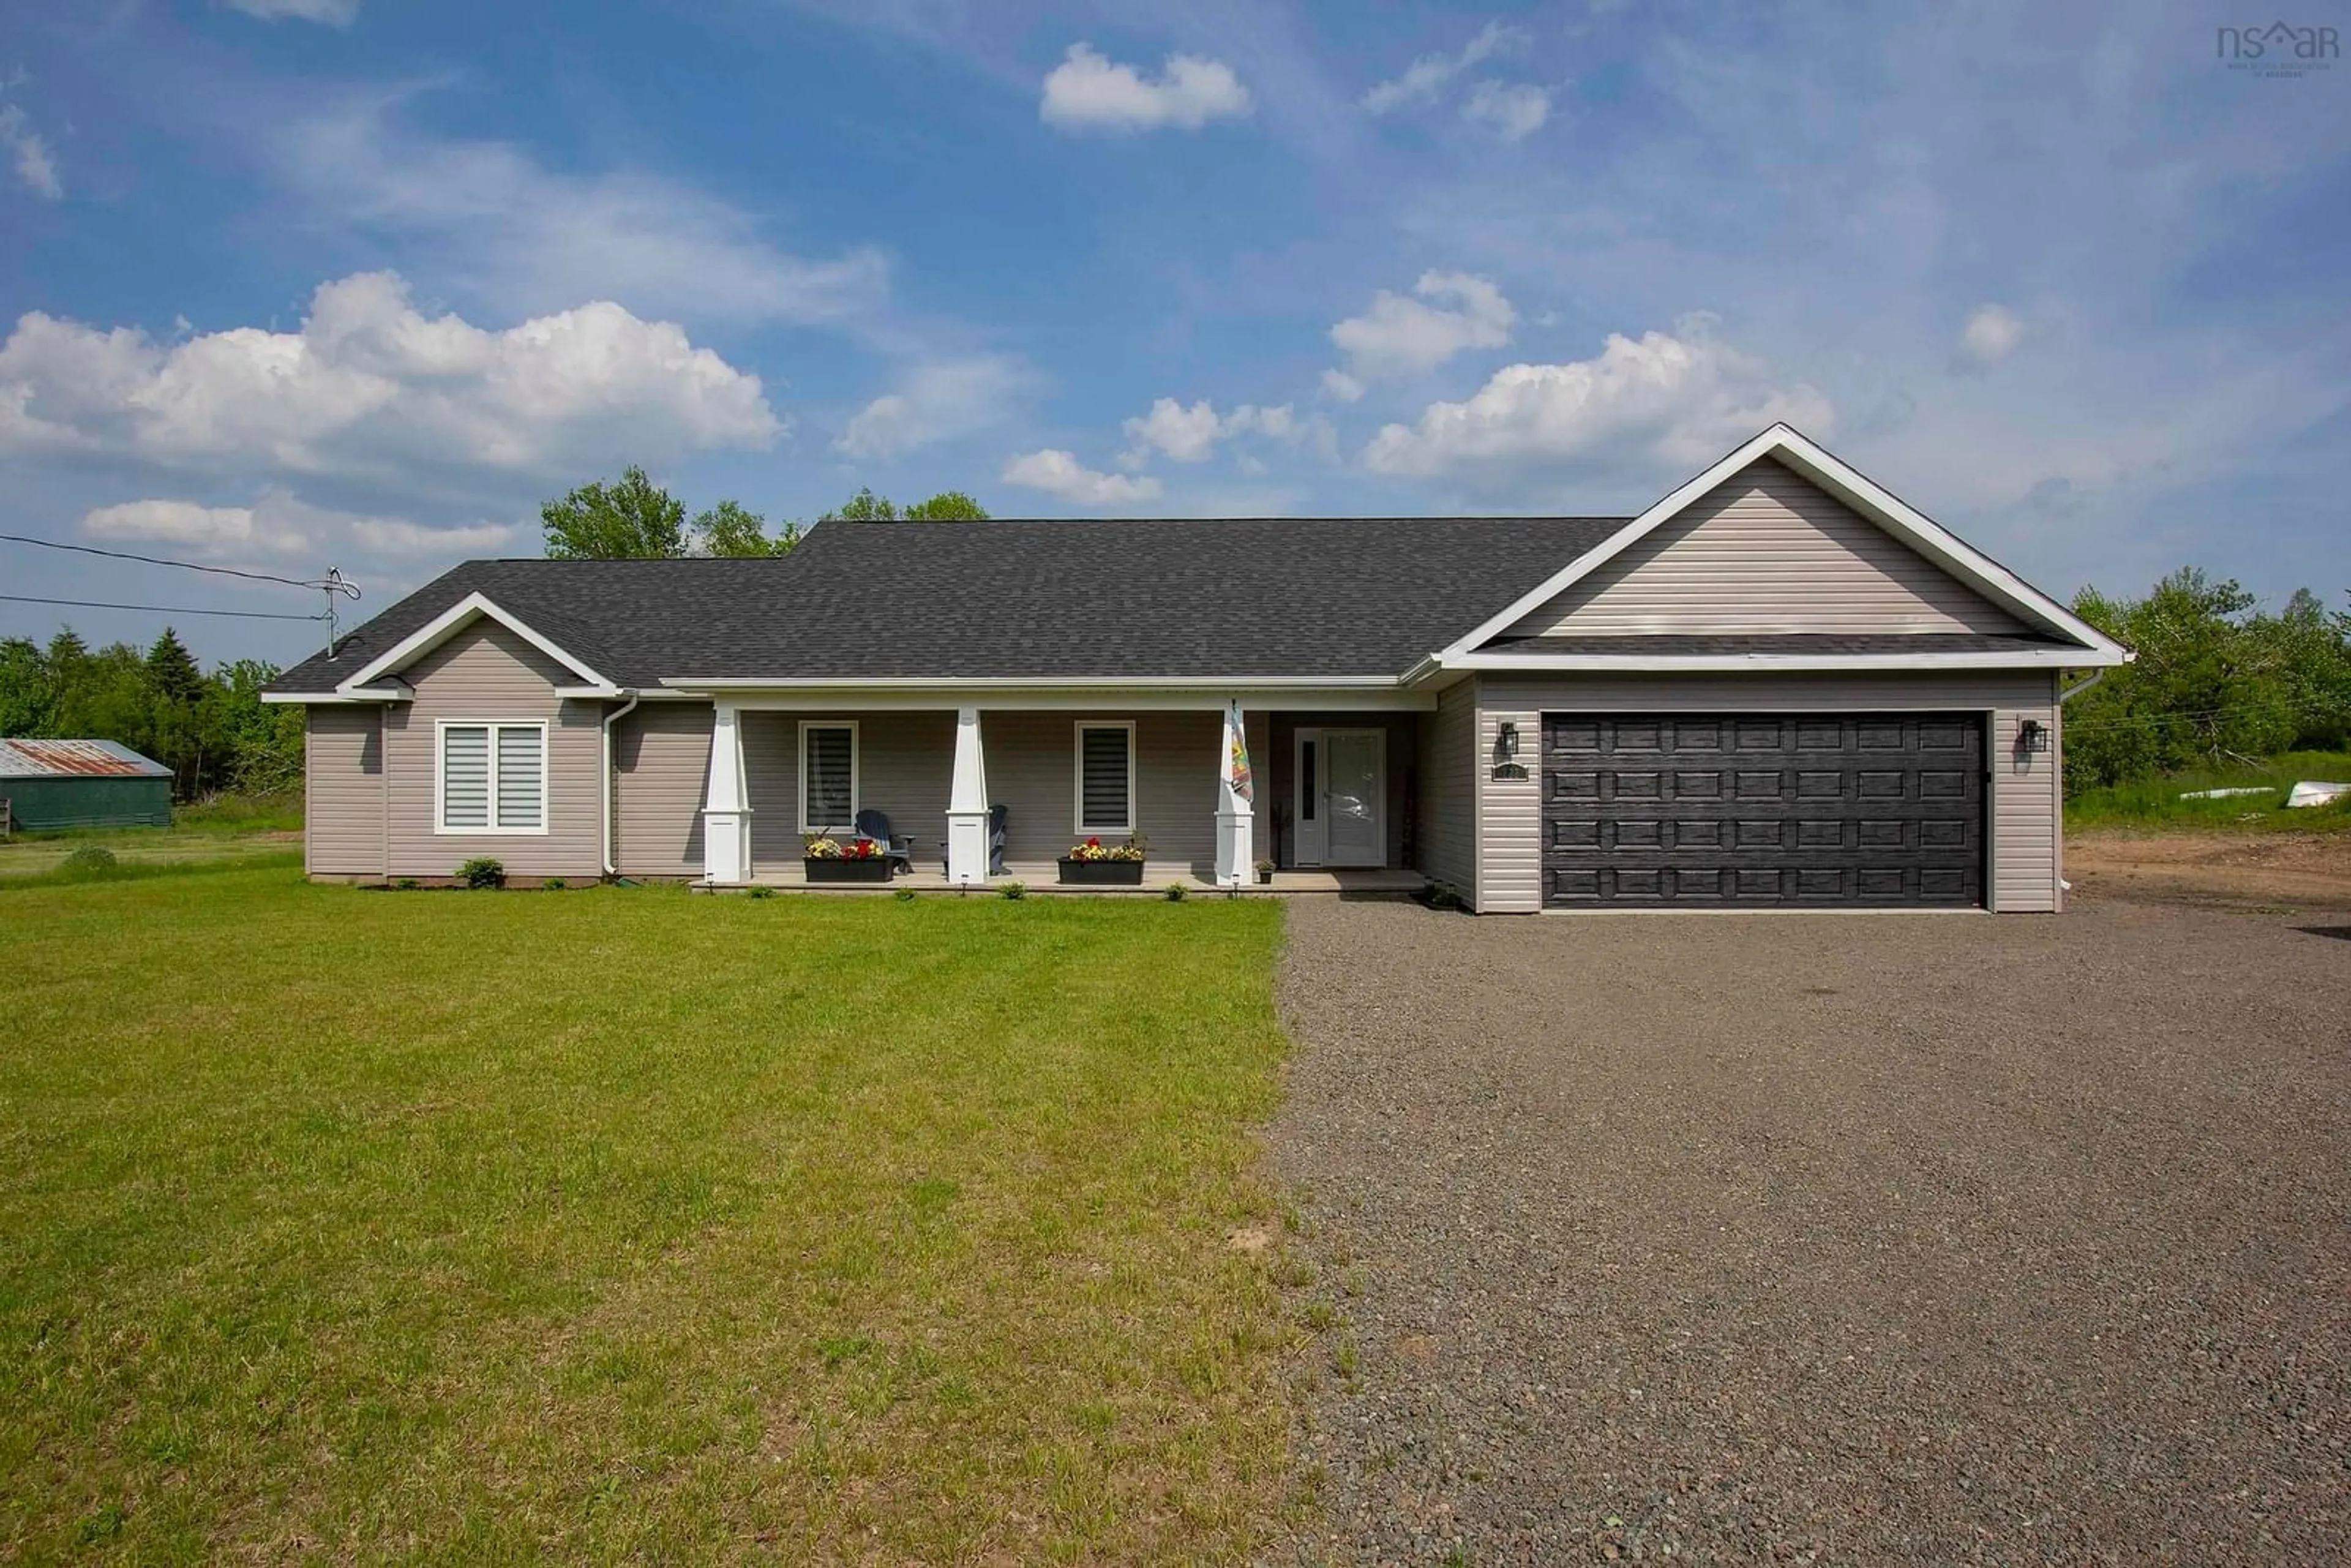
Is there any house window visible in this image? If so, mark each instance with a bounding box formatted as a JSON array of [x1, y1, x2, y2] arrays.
[[800, 721, 858, 831], [1074, 721, 1135, 835], [437, 721, 547, 833]]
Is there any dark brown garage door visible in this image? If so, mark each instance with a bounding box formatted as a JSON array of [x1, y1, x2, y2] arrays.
[[1541, 713, 1984, 907]]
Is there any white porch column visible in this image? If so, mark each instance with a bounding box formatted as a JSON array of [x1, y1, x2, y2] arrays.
[[945, 705, 991, 886], [1214, 701, 1254, 888], [702, 700, 752, 884]]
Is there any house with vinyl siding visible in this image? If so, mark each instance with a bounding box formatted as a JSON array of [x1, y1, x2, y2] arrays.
[[264, 424, 2128, 910]]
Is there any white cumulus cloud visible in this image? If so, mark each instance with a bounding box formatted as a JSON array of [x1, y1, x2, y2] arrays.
[[225, 0, 360, 21], [1120, 398, 1302, 467], [82, 498, 309, 556], [1362, 21, 1526, 113], [0, 103, 61, 200], [1040, 43, 1252, 133], [1319, 369, 1366, 403], [1955, 304, 2026, 369], [282, 99, 887, 327], [1329, 271, 1515, 380], [78, 491, 518, 563], [835, 356, 1031, 460], [1000, 449, 1164, 506], [0, 271, 782, 485], [1461, 80, 1551, 142], [1361, 320, 1834, 478]]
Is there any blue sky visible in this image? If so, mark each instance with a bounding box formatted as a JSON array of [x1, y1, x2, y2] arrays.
[[2, 0, 2346, 667]]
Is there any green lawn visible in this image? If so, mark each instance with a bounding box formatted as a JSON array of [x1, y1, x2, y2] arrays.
[[2066, 749, 2351, 832], [0, 870, 1298, 1561]]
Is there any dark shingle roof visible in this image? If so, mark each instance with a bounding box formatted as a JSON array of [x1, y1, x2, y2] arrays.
[[267, 516, 1627, 694], [1477, 632, 2074, 656]]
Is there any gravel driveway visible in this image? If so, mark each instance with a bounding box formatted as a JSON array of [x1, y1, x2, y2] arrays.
[[1268, 896, 2351, 1564]]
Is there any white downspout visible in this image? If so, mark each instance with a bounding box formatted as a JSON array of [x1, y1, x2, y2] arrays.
[[2058, 670, 2106, 705], [601, 693, 640, 878]]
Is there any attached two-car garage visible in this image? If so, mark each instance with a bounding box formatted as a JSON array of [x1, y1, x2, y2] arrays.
[[1540, 712, 1985, 907]]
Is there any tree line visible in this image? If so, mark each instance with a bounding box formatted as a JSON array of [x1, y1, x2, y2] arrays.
[[2063, 570, 2351, 793], [0, 628, 304, 802], [539, 467, 988, 559]]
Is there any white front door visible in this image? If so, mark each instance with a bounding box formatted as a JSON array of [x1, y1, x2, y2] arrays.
[[1294, 728, 1384, 868]]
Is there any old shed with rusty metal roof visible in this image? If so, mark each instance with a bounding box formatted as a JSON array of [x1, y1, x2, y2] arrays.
[[0, 739, 174, 831]]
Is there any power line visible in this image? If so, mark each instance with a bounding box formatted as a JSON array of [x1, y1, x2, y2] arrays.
[[0, 593, 331, 623], [0, 532, 356, 595]]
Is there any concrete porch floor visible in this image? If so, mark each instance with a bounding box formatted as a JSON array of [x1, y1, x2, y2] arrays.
[[727, 861, 1430, 897]]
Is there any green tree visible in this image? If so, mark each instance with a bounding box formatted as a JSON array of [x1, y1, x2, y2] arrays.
[[0, 636, 54, 735], [817, 488, 989, 522], [692, 499, 801, 557], [541, 466, 689, 558], [2064, 569, 2351, 793], [901, 490, 989, 520]]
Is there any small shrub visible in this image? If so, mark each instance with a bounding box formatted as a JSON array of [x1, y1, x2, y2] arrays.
[[457, 857, 506, 890], [999, 880, 1026, 901], [1163, 882, 1187, 902], [746, 885, 775, 899], [59, 846, 119, 879], [894, 888, 916, 902], [391, 877, 419, 890], [542, 877, 567, 891]]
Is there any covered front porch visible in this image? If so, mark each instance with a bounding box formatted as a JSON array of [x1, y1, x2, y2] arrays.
[[683, 686, 1431, 890]]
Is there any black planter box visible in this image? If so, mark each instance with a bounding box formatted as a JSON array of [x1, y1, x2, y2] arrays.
[[1057, 857, 1146, 886], [804, 857, 891, 883]]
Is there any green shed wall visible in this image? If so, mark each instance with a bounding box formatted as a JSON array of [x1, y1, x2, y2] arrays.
[[2, 775, 173, 831]]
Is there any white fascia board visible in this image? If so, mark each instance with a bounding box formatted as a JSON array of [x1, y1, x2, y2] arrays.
[[1436, 423, 2131, 663], [659, 677, 1433, 711], [664, 674, 1404, 690], [334, 591, 619, 696], [261, 680, 413, 704], [1442, 647, 2129, 672]]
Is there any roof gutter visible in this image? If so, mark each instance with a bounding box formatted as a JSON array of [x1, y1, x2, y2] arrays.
[[661, 673, 1408, 690], [1439, 647, 2131, 672]]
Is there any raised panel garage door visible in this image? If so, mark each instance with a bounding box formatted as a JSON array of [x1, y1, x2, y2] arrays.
[[1541, 713, 1984, 907]]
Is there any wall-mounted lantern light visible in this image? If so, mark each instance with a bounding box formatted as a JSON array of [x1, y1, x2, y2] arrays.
[[1491, 719, 1527, 780], [2017, 718, 2050, 754]]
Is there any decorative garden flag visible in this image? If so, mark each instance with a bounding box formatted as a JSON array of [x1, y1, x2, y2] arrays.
[[1224, 700, 1254, 803]]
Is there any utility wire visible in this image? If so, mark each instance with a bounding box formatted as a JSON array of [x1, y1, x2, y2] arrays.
[[0, 532, 357, 595], [0, 593, 331, 623]]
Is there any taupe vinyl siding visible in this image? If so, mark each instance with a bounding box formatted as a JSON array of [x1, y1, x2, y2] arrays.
[[1505, 458, 2027, 638], [1990, 686, 2061, 913], [304, 705, 384, 877], [1475, 693, 1540, 912], [382, 623, 604, 880], [1418, 681, 1477, 901], [1474, 672, 2062, 913], [612, 702, 711, 877]]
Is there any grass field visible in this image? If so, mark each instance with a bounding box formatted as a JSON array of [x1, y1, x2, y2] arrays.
[[0, 795, 303, 882], [2065, 749, 2351, 832], [0, 869, 1297, 1561]]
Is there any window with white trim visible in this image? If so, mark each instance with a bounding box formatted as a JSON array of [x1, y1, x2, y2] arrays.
[[800, 722, 858, 831], [437, 721, 547, 833], [1074, 721, 1135, 835]]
